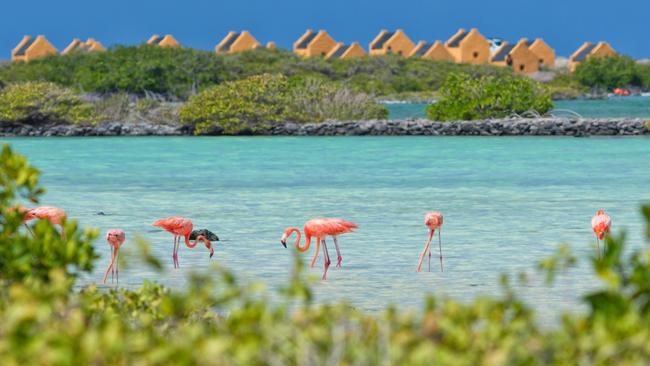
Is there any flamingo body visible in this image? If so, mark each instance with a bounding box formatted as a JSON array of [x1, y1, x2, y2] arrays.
[[591, 209, 612, 240], [417, 212, 444, 272], [153, 216, 214, 268], [103, 229, 126, 284], [281, 218, 358, 280], [591, 209, 612, 257], [26, 206, 67, 225]]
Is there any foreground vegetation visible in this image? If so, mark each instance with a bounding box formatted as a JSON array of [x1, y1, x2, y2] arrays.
[[1, 144, 650, 365]]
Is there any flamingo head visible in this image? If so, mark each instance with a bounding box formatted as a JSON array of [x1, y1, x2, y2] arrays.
[[204, 239, 214, 258], [106, 229, 126, 247], [280, 227, 294, 248]]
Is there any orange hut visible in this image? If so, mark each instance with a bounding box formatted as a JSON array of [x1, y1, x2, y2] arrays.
[[326, 42, 366, 59], [369, 29, 415, 56], [409, 41, 454, 61], [445, 28, 490, 64], [490, 39, 540, 74], [147, 34, 181, 48], [525, 38, 555, 69], [62, 38, 106, 54], [569, 42, 616, 71], [293, 29, 337, 57], [11, 35, 58, 62], [215, 31, 261, 53]]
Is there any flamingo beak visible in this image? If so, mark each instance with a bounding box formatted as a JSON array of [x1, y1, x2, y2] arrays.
[[280, 240, 287, 248]]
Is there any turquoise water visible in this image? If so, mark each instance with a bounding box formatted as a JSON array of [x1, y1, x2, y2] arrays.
[[2, 137, 649, 323], [386, 96, 650, 119]]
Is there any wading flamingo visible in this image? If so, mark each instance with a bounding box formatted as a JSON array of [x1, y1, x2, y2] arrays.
[[591, 209, 612, 258], [24, 206, 67, 239], [103, 229, 126, 284], [152, 217, 214, 268], [280, 218, 358, 280], [416, 212, 444, 272]]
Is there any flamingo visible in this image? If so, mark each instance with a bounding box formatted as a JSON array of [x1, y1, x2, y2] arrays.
[[280, 218, 358, 280], [416, 212, 444, 272], [103, 229, 126, 284], [152, 216, 214, 268], [24, 206, 67, 239], [591, 209, 612, 258]]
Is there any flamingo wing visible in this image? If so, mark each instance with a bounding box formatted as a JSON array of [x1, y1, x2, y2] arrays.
[[153, 216, 192, 235], [306, 218, 358, 237]]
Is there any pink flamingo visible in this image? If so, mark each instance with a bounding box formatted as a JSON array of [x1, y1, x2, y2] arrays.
[[152, 216, 214, 268], [24, 206, 67, 239], [591, 209, 612, 258], [416, 212, 444, 272], [281, 218, 358, 280], [103, 229, 126, 284]]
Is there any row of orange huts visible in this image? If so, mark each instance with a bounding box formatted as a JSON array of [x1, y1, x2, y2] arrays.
[[11, 29, 617, 73]]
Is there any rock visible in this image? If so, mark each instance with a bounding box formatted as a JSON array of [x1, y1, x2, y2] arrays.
[[190, 229, 219, 242]]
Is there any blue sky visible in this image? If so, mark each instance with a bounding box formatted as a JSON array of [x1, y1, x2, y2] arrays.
[[2, 0, 648, 60]]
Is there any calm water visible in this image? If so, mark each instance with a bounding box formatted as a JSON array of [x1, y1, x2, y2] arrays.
[[3, 136, 649, 323], [386, 96, 650, 119]]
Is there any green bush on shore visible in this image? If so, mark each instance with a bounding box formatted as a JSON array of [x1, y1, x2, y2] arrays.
[[0, 46, 511, 99], [427, 73, 553, 121], [180, 74, 387, 134], [574, 55, 643, 90], [1, 143, 650, 365], [0, 82, 96, 125]]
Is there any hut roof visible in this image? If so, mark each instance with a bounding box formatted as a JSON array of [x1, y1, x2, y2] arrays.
[[447, 30, 468, 48], [573, 43, 596, 61], [414, 43, 433, 56], [492, 44, 515, 61], [15, 38, 36, 56], [221, 32, 241, 52], [330, 44, 350, 58], [372, 31, 395, 49], [296, 31, 318, 49]]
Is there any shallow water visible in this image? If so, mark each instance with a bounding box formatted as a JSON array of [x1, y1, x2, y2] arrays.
[[3, 136, 649, 323], [386, 96, 650, 119]]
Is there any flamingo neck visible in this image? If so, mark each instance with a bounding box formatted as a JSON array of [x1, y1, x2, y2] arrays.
[[289, 228, 309, 252], [183, 234, 209, 248]]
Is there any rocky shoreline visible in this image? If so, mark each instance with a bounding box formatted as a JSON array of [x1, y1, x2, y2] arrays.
[[1, 118, 648, 137]]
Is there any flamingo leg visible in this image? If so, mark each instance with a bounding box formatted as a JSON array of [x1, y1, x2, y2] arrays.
[[24, 223, 35, 238], [115, 247, 120, 283], [174, 236, 180, 268], [310, 238, 321, 268], [428, 246, 432, 272], [322, 239, 331, 280], [416, 230, 434, 272], [102, 246, 116, 285], [595, 237, 601, 259], [333, 236, 342, 268], [438, 229, 443, 272]]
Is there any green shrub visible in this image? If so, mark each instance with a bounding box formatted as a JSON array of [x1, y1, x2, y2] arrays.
[[1, 144, 650, 364], [0, 46, 510, 98], [574, 55, 641, 90], [0, 82, 96, 124], [427, 73, 553, 121], [180, 74, 388, 134]]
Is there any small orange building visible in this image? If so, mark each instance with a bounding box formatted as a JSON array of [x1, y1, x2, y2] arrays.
[[569, 42, 616, 71], [445, 28, 490, 64], [293, 29, 337, 57], [326, 42, 366, 60], [369, 29, 415, 56], [408, 41, 454, 61], [147, 34, 181, 48], [266, 42, 277, 50], [490, 39, 540, 74], [525, 38, 555, 69], [11, 35, 58, 62], [215, 31, 261, 53], [62, 38, 106, 55]]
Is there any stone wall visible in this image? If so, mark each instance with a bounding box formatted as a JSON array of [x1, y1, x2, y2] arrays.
[[1, 118, 648, 137]]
